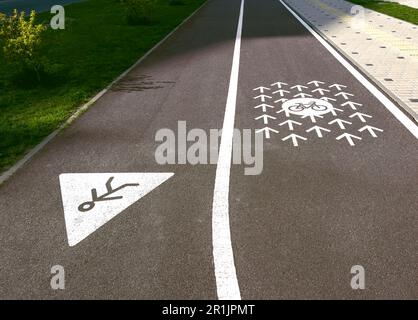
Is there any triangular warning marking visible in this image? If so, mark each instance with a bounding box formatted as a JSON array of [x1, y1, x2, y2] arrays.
[[59, 173, 174, 247]]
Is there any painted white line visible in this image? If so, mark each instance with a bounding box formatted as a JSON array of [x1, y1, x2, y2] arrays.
[[212, 0, 244, 301], [0, 0, 209, 185], [280, 0, 418, 139]]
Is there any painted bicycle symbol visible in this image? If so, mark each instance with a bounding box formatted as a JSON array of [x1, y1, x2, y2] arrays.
[[289, 102, 329, 112]]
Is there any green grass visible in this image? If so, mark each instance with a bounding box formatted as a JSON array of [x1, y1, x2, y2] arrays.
[[0, 0, 205, 172], [349, 0, 418, 25]]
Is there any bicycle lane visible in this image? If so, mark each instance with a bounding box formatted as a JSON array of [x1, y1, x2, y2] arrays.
[[0, 0, 243, 299], [230, 0, 418, 299]]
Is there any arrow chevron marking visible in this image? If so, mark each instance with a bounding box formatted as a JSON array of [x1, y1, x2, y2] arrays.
[[254, 103, 275, 112], [306, 126, 331, 138], [256, 127, 279, 139], [341, 101, 363, 110], [254, 95, 272, 102], [328, 118, 352, 130], [255, 114, 276, 125], [302, 114, 324, 123], [273, 89, 290, 97], [279, 120, 302, 131], [274, 98, 288, 104], [282, 134, 307, 147], [330, 107, 344, 116], [336, 133, 362, 146], [294, 93, 312, 98], [276, 108, 291, 117], [291, 85, 309, 92], [271, 82, 288, 89], [335, 92, 354, 100], [358, 125, 384, 137], [329, 84, 347, 91], [349, 112, 372, 123], [253, 86, 271, 94], [321, 97, 337, 102], [307, 80, 325, 87], [312, 88, 330, 95]]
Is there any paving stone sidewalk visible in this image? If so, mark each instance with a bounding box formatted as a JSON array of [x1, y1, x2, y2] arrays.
[[286, 0, 418, 120]]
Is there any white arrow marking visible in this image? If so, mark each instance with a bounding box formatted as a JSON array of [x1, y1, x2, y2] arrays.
[[255, 114, 276, 125], [329, 84, 347, 91], [294, 93, 312, 98], [336, 133, 362, 146], [349, 112, 372, 123], [253, 86, 271, 94], [254, 103, 275, 112], [276, 107, 291, 117], [335, 92, 354, 100], [291, 85, 309, 92], [271, 81, 288, 89], [330, 107, 344, 116], [306, 125, 331, 138], [282, 134, 307, 147], [59, 173, 174, 247], [341, 101, 363, 110], [302, 114, 324, 123], [328, 118, 352, 130], [256, 127, 279, 139], [274, 98, 288, 104], [312, 88, 330, 95], [273, 89, 290, 97], [321, 97, 337, 102], [254, 94, 272, 102], [307, 80, 325, 87], [358, 125, 384, 137], [279, 120, 302, 131]]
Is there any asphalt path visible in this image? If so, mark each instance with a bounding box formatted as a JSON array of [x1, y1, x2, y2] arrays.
[[0, 0, 417, 299]]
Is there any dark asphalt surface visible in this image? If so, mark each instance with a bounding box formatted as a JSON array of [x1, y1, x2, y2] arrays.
[[0, 0, 417, 299], [0, 0, 83, 14]]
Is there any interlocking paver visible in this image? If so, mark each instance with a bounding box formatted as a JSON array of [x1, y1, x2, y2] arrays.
[[286, 0, 418, 119]]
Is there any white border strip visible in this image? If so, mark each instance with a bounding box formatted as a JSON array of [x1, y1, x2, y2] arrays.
[[212, 0, 244, 301], [0, 0, 209, 185], [280, 0, 418, 139]]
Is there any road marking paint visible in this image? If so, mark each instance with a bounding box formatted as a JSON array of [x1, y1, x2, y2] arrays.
[[255, 114, 277, 125], [212, 0, 244, 301], [336, 133, 362, 146], [280, 0, 418, 139], [254, 94, 272, 102], [282, 134, 307, 147], [359, 125, 384, 137], [59, 173, 173, 247], [271, 81, 288, 88], [306, 125, 331, 138]]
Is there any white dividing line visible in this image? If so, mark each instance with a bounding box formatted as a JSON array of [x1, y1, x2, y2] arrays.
[[212, 0, 244, 301], [280, 0, 418, 139]]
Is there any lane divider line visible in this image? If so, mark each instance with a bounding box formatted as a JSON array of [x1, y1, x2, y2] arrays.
[[212, 0, 244, 301], [280, 0, 418, 139]]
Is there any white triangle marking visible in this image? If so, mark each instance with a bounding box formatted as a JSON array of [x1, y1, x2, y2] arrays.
[[59, 173, 174, 247]]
